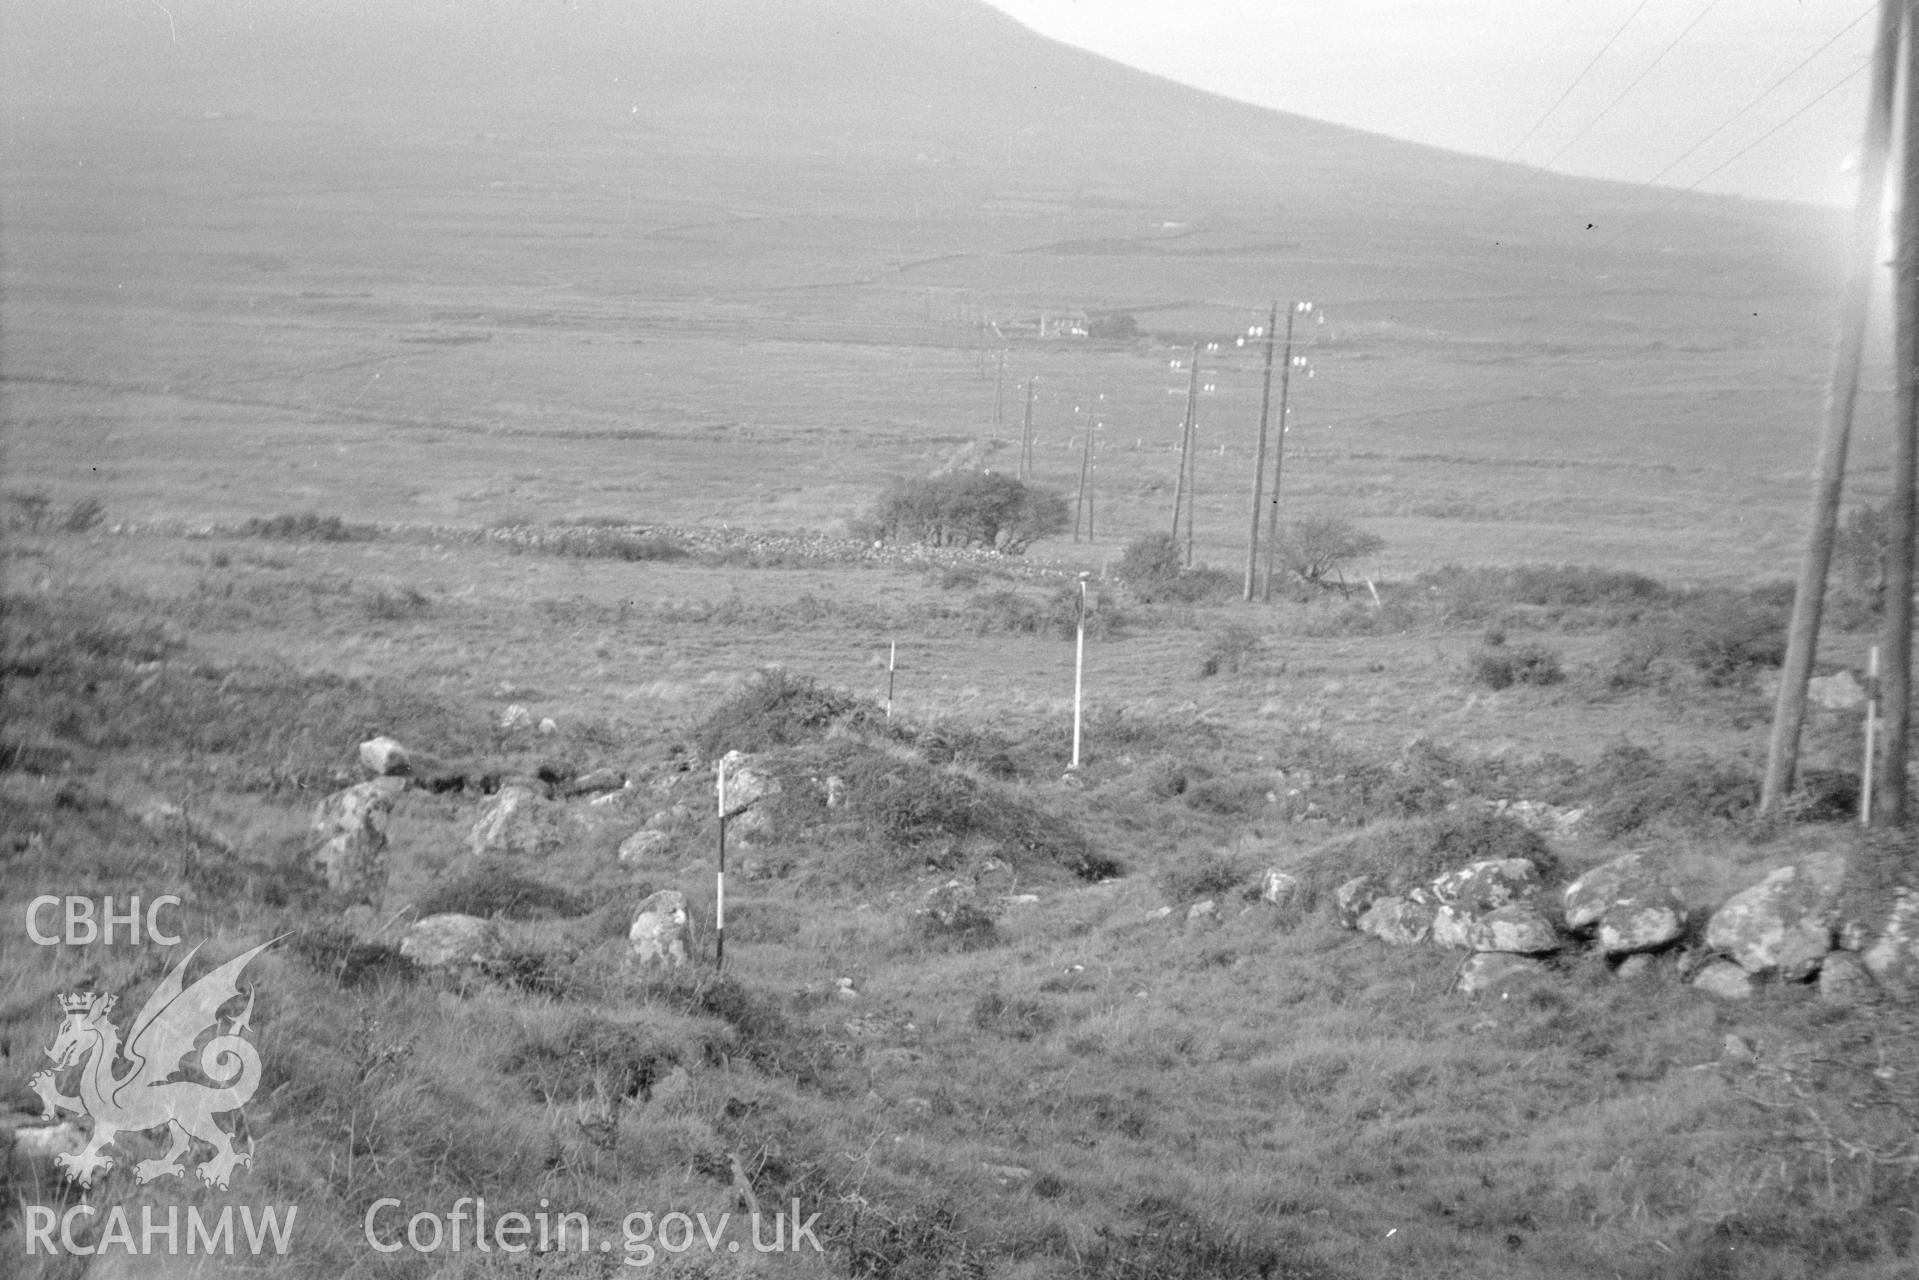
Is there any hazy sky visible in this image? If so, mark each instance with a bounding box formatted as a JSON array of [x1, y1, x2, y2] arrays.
[[980, 0, 1880, 206]]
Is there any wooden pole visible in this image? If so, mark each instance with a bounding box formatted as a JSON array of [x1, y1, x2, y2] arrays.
[[1262, 305, 1302, 602], [1020, 378, 1036, 482], [1172, 344, 1199, 549], [1245, 302, 1281, 601], [1865, 644, 1882, 825], [994, 349, 1006, 431], [1762, 0, 1902, 813], [1074, 428, 1093, 541], [886, 640, 896, 720], [1183, 347, 1201, 567], [1087, 432, 1097, 540], [1878, 0, 1919, 827]]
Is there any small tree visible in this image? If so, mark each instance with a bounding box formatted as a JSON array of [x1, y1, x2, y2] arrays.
[[1282, 515, 1384, 589], [865, 472, 1068, 554]]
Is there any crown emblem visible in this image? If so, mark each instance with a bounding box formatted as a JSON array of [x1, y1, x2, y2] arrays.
[[59, 992, 96, 1013]]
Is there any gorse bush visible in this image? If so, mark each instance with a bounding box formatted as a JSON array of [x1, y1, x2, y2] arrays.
[[1114, 533, 1239, 604], [1279, 513, 1384, 588], [1470, 641, 1565, 690], [411, 862, 592, 920], [864, 471, 1068, 553]]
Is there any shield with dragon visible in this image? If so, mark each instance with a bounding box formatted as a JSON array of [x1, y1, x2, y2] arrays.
[[28, 938, 275, 1190]]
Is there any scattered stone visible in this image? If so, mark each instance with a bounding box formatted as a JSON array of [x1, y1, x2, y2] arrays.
[[1466, 904, 1561, 954], [618, 830, 670, 863], [358, 736, 411, 777], [468, 784, 561, 859], [718, 750, 781, 839], [499, 703, 534, 732], [1334, 875, 1386, 929], [1455, 952, 1549, 998], [1492, 799, 1586, 838], [8, 1116, 86, 1170], [1596, 892, 1687, 956], [1429, 858, 1541, 915], [1614, 954, 1656, 981], [400, 913, 500, 968], [1002, 893, 1040, 906], [538, 717, 559, 736], [825, 775, 846, 809], [1862, 888, 1919, 995], [1692, 960, 1755, 1000], [1431, 904, 1474, 951], [565, 766, 626, 797], [1187, 899, 1217, 924], [1145, 906, 1173, 921], [837, 976, 859, 999], [629, 890, 689, 967], [1259, 869, 1300, 909], [1565, 853, 1661, 929], [1705, 852, 1846, 976], [1808, 670, 1866, 711], [1721, 1034, 1755, 1064], [1819, 950, 1875, 1005], [981, 1162, 1033, 1185], [310, 777, 405, 905], [917, 880, 988, 932], [1357, 896, 1434, 946]]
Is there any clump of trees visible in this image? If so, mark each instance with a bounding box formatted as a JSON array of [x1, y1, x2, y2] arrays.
[[862, 472, 1068, 554], [1281, 514, 1384, 589]]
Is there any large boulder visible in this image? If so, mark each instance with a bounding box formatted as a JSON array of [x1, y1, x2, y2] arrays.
[[718, 751, 781, 839], [618, 829, 671, 863], [1705, 851, 1847, 978], [310, 777, 405, 905], [629, 889, 689, 967], [358, 736, 411, 777], [1429, 858, 1542, 914], [1819, 950, 1876, 1005], [564, 766, 626, 798], [400, 913, 501, 968], [1334, 875, 1386, 929], [1566, 853, 1688, 955], [1356, 896, 1434, 946], [1259, 869, 1300, 909], [467, 784, 562, 859], [1466, 904, 1562, 954]]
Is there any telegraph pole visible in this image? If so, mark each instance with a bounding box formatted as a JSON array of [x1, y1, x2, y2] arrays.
[[994, 349, 1006, 433], [1762, 0, 1902, 814], [1244, 302, 1280, 600], [1172, 344, 1200, 553], [1261, 305, 1303, 601], [1074, 427, 1094, 541], [1878, 0, 1919, 826], [1020, 378, 1037, 481]]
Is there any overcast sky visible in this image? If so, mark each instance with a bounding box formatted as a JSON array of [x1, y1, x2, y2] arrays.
[[980, 0, 1880, 206]]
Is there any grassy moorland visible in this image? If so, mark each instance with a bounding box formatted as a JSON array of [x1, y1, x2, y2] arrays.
[[2, 505, 1916, 1280]]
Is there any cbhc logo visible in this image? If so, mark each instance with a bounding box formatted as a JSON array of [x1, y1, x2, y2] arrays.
[[26, 896, 183, 946]]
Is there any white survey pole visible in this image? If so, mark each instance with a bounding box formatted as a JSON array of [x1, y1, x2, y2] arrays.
[[1071, 573, 1089, 770], [715, 760, 727, 970]]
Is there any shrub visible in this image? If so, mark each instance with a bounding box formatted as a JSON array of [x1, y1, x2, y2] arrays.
[[864, 471, 1068, 553], [1157, 850, 1252, 904], [1198, 624, 1262, 677], [1567, 743, 1758, 836], [288, 925, 417, 990], [971, 991, 1056, 1041], [1470, 642, 1565, 690], [1115, 533, 1240, 604], [1280, 514, 1384, 588]]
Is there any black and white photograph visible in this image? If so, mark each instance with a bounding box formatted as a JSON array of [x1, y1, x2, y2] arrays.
[[5, 1, 1919, 1276]]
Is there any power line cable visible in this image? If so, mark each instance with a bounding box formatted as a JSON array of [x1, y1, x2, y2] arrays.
[[1637, 0, 1877, 190], [1493, 0, 1656, 167], [1537, 0, 1725, 171]]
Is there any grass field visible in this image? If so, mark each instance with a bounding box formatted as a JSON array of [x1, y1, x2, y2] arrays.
[[5, 2, 1918, 1277]]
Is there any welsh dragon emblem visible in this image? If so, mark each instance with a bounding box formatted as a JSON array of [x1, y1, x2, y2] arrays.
[[28, 939, 274, 1190]]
